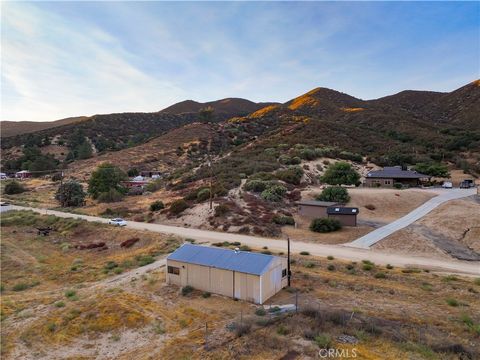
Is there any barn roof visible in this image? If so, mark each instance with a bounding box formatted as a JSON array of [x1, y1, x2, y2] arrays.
[[167, 244, 277, 276], [366, 167, 429, 179], [327, 206, 359, 215]]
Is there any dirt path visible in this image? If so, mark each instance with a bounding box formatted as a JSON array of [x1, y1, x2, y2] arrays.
[[6, 205, 480, 276]]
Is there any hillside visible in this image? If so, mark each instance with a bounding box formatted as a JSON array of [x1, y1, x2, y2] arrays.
[[0, 116, 89, 138], [161, 97, 278, 118]]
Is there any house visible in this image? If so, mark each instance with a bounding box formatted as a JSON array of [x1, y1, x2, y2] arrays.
[[327, 207, 359, 226], [298, 200, 338, 219], [364, 166, 430, 188], [140, 170, 161, 178], [166, 244, 288, 304], [15, 170, 32, 179]]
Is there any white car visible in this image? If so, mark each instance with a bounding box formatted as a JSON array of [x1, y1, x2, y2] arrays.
[[442, 181, 453, 189], [108, 218, 127, 227]]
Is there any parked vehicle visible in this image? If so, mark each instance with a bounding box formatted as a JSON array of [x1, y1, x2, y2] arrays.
[[442, 181, 453, 189], [460, 180, 474, 189], [108, 218, 127, 227]]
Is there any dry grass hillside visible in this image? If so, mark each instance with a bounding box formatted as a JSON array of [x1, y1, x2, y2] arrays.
[[1, 117, 89, 138], [2, 214, 479, 359]]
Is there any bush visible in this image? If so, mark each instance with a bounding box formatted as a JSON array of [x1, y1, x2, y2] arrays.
[[375, 272, 387, 279], [137, 255, 155, 266], [104, 261, 118, 270], [181, 285, 194, 296], [365, 204, 376, 210], [55, 301, 65, 308], [305, 262, 315, 268], [202, 292, 211, 298], [196, 188, 211, 202], [300, 251, 310, 256], [255, 308, 266, 316], [65, 289, 77, 298], [316, 186, 350, 203], [446, 298, 459, 307], [272, 215, 295, 225], [277, 325, 290, 335], [362, 264, 373, 271], [97, 188, 124, 203], [12, 283, 29, 292], [393, 182, 403, 189], [260, 185, 287, 202], [310, 218, 342, 233], [327, 264, 335, 271], [321, 162, 360, 185], [214, 204, 230, 217], [244, 180, 268, 192], [314, 334, 331, 349], [55, 181, 86, 207], [4, 181, 25, 195], [169, 199, 189, 215], [150, 200, 165, 212], [275, 166, 303, 185], [234, 322, 251, 337], [414, 162, 449, 178], [386, 264, 394, 270]]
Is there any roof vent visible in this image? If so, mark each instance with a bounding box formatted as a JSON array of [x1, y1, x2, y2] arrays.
[[234, 247, 240, 254]]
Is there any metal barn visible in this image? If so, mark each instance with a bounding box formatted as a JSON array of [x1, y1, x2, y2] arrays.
[[166, 244, 288, 304]]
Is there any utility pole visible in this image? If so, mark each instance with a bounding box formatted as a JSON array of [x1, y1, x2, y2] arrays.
[[287, 236, 291, 287]]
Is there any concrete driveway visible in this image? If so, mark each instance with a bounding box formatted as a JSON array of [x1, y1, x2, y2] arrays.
[[346, 187, 478, 249]]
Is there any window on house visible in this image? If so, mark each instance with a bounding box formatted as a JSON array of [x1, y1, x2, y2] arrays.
[[282, 269, 287, 278], [168, 266, 180, 275]]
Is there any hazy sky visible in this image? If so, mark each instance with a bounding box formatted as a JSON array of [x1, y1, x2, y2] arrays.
[[2, 1, 479, 122]]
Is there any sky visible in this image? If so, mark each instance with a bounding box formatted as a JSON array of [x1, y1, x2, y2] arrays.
[[1, 1, 479, 122]]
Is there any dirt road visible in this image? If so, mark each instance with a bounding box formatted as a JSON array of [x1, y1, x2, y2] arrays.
[[6, 205, 480, 276]]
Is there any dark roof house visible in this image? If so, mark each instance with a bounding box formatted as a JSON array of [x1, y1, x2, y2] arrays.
[[365, 166, 430, 188]]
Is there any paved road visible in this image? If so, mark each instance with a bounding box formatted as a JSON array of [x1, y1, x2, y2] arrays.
[[347, 188, 478, 249], [5, 204, 480, 276]]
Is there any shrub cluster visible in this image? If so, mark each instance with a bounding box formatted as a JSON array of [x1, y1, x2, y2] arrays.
[[150, 200, 165, 211], [260, 184, 287, 202], [309, 218, 342, 233], [272, 215, 295, 225], [169, 199, 189, 215], [315, 186, 350, 203], [4, 180, 26, 195]]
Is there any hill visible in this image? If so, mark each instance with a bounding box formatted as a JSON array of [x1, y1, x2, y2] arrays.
[[0, 116, 89, 138], [161, 97, 277, 118]]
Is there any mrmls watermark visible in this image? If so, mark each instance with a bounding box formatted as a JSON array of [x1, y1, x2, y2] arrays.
[[319, 348, 358, 358]]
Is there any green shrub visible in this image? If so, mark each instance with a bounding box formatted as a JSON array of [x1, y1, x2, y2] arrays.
[[446, 298, 459, 307], [4, 181, 26, 195], [474, 278, 480, 286], [182, 285, 194, 296], [239, 245, 251, 251], [310, 218, 342, 233], [261, 250, 272, 255], [305, 262, 315, 268], [277, 325, 290, 335], [272, 215, 295, 225], [386, 264, 394, 270], [169, 199, 189, 215], [149, 200, 165, 212], [327, 264, 335, 271], [413, 162, 449, 178], [362, 264, 373, 271], [268, 306, 281, 313], [97, 188, 124, 203], [65, 289, 77, 298], [12, 283, 29, 292], [104, 261, 118, 270], [393, 183, 403, 189], [327, 255, 334, 260], [321, 162, 360, 185], [255, 308, 266, 316], [260, 185, 287, 202], [315, 186, 350, 203], [374, 272, 387, 279], [244, 180, 268, 192], [202, 292, 211, 298], [196, 188, 211, 202], [314, 334, 331, 348], [54, 301, 65, 308], [145, 179, 163, 192], [300, 251, 310, 256], [137, 255, 155, 266], [275, 166, 303, 185]]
